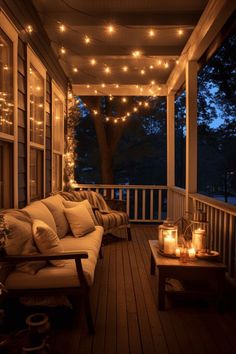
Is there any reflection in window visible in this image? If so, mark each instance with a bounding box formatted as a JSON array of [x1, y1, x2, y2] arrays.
[[0, 140, 13, 209], [53, 95, 63, 152], [52, 153, 62, 192], [0, 29, 14, 135], [30, 148, 43, 201], [29, 65, 44, 145]]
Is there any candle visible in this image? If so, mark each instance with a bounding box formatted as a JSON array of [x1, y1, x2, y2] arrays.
[[175, 248, 180, 257], [192, 228, 206, 251], [164, 235, 176, 255], [188, 248, 196, 259]]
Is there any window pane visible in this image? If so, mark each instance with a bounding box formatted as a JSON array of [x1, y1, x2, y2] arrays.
[[52, 153, 62, 192], [0, 29, 14, 135], [29, 65, 44, 144], [0, 140, 13, 209], [30, 148, 43, 201], [53, 94, 63, 152]]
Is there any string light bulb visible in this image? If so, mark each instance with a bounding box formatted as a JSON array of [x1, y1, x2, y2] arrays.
[[178, 29, 184, 36], [101, 83, 106, 88], [122, 97, 127, 103], [122, 66, 128, 72], [115, 84, 119, 88], [140, 69, 145, 75], [132, 50, 141, 58], [84, 35, 91, 44], [104, 67, 111, 74], [60, 47, 66, 54], [59, 24, 66, 32], [164, 62, 169, 69], [150, 80, 155, 85], [122, 117, 126, 122], [73, 67, 78, 72], [149, 29, 155, 37], [133, 107, 138, 112], [86, 84, 90, 88], [106, 117, 110, 121], [26, 25, 33, 33], [90, 58, 97, 66], [107, 25, 115, 34], [157, 59, 162, 66], [93, 110, 98, 115], [149, 65, 154, 69]]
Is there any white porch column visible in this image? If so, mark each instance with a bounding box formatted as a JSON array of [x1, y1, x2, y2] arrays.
[[185, 61, 198, 212], [167, 92, 175, 220]]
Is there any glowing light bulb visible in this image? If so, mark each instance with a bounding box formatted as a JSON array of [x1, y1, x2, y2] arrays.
[[176, 59, 179, 65], [73, 67, 78, 72], [115, 84, 119, 88], [140, 87, 143, 92], [114, 118, 118, 123], [164, 62, 169, 69], [26, 25, 33, 33], [149, 65, 154, 69], [101, 83, 106, 88], [3, 65, 9, 70], [178, 29, 183, 36], [86, 84, 90, 88], [144, 102, 149, 107], [93, 110, 98, 115], [122, 97, 127, 103], [138, 101, 142, 106], [133, 107, 138, 112], [132, 50, 141, 58], [149, 29, 155, 37], [90, 58, 97, 66], [122, 66, 128, 72], [94, 90, 98, 94], [127, 112, 130, 116], [107, 25, 115, 34], [106, 117, 110, 121], [150, 80, 155, 85], [140, 69, 145, 75], [60, 47, 66, 54], [122, 117, 126, 122], [157, 59, 162, 66], [84, 35, 91, 44], [59, 24, 66, 32], [104, 67, 111, 74]]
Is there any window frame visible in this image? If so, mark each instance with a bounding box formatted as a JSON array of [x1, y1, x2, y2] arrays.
[[27, 47, 46, 203], [0, 10, 18, 207], [52, 81, 65, 192]]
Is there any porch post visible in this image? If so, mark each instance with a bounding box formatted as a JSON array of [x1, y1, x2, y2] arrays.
[[167, 92, 175, 220], [185, 61, 198, 212]]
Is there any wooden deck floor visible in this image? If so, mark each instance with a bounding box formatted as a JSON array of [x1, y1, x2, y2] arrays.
[[7, 225, 236, 354]]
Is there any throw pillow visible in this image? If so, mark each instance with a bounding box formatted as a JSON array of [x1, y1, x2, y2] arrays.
[[3, 210, 46, 275], [32, 219, 65, 267], [64, 203, 96, 238], [63, 199, 98, 225]]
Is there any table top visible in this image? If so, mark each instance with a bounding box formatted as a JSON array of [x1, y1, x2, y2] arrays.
[[149, 240, 226, 270]]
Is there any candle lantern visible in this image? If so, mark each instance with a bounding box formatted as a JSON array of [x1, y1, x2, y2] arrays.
[[191, 209, 208, 252], [158, 221, 178, 253]]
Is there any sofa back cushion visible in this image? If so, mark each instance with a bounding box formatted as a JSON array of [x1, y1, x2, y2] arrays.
[[23, 201, 57, 233], [41, 195, 69, 239], [3, 210, 46, 275], [32, 219, 65, 267]]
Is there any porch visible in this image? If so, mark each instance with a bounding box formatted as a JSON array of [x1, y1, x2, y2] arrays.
[[7, 224, 236, 354]]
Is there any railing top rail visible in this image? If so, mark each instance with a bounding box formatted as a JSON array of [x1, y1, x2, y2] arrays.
[[170, 186, 186, 195], [190, 193, 236, 216], [73, 183, 168, 190]]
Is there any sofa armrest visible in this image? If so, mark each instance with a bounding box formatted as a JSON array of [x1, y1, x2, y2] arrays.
[[105, 199, 126, 211], [0, 251, 88, 263]]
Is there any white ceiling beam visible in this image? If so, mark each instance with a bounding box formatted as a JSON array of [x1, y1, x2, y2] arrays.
[[167, 0, 236, 94], [72, 84, 167, 96]]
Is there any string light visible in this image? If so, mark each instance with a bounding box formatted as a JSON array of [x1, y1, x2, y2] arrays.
[[73, 67, 78, 72], [94, 90, 98, 94], [164, 62, 169, 69], [150, 80, 155, 85], [106, 117, 110, 121], [59, 24, 66, 32], [86, 84, 90, 88], [26, 25, 33, 33], [149, 65, 154, 69], [176, 59, 179, 65], [84, 35, 91, 44], [93, 110, 98, 115], [60, 47, 66, 54], [132, 50, 141, 58], [90, 58, 97, 66], [149, 29, 155, 37], [140, 69, 145, 75], [115, 84, 119, 88], [101, 83, 106, 88], [122, 66, 128, 72], [133, 107, 138, 112], [122, 117, 126, 122], [178, 29, 184, 36], [122, 97, 127, 103], [104, 67, 111, 74], [157, 59, 162, 66], [107, 25, 115, 34], [114, 118, 118, 123]]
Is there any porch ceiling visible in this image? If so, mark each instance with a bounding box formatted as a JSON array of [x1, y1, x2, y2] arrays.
[[32, 0, 209, 95]]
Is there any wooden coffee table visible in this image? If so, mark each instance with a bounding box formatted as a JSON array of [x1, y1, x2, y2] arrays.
[[149, 240, 227, 310]]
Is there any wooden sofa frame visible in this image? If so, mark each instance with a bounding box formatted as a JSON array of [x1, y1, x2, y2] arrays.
[[0, 251, 95, 334]]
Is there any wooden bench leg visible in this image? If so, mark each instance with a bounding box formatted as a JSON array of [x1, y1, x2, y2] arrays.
[[127, 227, 132, 241], [84, 293, 95, 335]]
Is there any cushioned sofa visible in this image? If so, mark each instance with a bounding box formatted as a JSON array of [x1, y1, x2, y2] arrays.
[[0, 194, 104, 334]]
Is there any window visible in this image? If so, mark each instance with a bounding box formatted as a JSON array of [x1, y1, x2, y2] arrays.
[[27, 48, 46, 202], [0, 28, 14, 135], [0, 12, 18, 208], [30, 147, 43, 201], [0, 140, 13, 209], [29, 65, 44, 144], [52, 83, 64, 192]]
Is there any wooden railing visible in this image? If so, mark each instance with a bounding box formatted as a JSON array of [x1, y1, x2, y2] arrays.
[[170, 186, 186, 221], [73, 184, 168, 222], [189, 193, 236, 280]]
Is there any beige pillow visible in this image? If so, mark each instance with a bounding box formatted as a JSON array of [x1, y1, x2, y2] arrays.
[[32, 219, 65, 267], [41, 195, 69, 238], [3, 211, 46, 275], [64, 203, 96, 238], [63, 199, 98, 225]]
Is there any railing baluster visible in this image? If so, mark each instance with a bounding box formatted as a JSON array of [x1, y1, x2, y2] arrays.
[[134, 189, 138, 220], [223, 212, 228, 265], [158, 190, 162, 221], [142, 189, 146, 221], [126, 189, 130, 216], [111, 188, 114, 199], [119, 188, 122, 200], [150, 189, 153, 221], [229, 214, 234, 277]]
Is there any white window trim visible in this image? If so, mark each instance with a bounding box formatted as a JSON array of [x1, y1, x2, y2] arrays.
[[27, 46, 46, 203], [0, 10, 18, 207], [52, 80, 65, 192]]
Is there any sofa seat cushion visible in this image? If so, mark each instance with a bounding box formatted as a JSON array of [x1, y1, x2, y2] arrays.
[[61, 226, 103, 258], [23, 201, 57, 234], [5, 252, 96, 289], [41, 195, 69, 239]]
